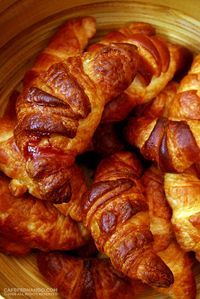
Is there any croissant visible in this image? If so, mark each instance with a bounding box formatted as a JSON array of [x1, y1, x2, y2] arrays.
[[125, 53, 200, 173], [91, 22, 191, 122], [12, 17, 139, 202], [157, 242, 196, 299], [0, 17, 95, 201], [0, 235, 31, 256], [142, 165, 196, 299], [90, 82, 177, 158], [0, 116, 86, 203], [164, 169, 200, 258], [83, 151, 174, 288], [0, 173, 89, 255], [37, 252, 145, 299], [132, 80, 178, 119], [23, 16, 97, 79]]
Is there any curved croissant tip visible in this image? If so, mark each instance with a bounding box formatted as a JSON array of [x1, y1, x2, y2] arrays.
[[81, 16, 97, 38], [137, 254, 174, 288]]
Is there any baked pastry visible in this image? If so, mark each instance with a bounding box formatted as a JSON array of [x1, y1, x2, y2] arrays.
[[37, 252, 145, 299], [142, 165, 173, 252], [12, 17, 139, 201], [157, 241, 196, 299], [125, 54, 200, 173], [83, 151, 174, 288], [142, 165, 196, 299], [164, 168, 200, 259], [0, 174, 88, 255], [93, 22, 191, 122], [0, 116, 71, 201], [132, 80, 178, 119], [0, 236, 31, 256], [24, 16, 97, 78], [54, 165, 87, 221]]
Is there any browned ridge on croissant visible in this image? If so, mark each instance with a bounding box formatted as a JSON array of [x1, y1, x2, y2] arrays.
[[126, 116, 199, 173], [83, 151, 174, 288], [125, 53, 200, 173], [12, 16, 139, 201], [37, 252, 145, 299]]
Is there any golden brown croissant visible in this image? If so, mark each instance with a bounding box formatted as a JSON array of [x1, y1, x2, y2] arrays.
[[0, 17, 96, 202], [143, 165, 196, 299], [37, 252, 145, 299], [90, 81, 177, 157], [133, 80, 178, 119], [12, 17, 139, 201], [0, 173, 89, 255], [157, 242, 196, 299], [92, 22, 191, 122], [125, 54, 200, 173], [164, 169, 200, 258], [83, 151, 174, 288], [0, 235, 31, 256], [0, 116, 87, 202], [24, 16, 97, 80]]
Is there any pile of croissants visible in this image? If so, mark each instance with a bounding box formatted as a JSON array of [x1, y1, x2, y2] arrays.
[[1, 15, 200, 298]]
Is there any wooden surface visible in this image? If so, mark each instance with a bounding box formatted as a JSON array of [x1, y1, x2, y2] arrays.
[[1, 1, 200, 298]]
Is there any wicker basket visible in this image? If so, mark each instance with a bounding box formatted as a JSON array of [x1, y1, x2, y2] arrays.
[[0, 1, 200, 298]]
